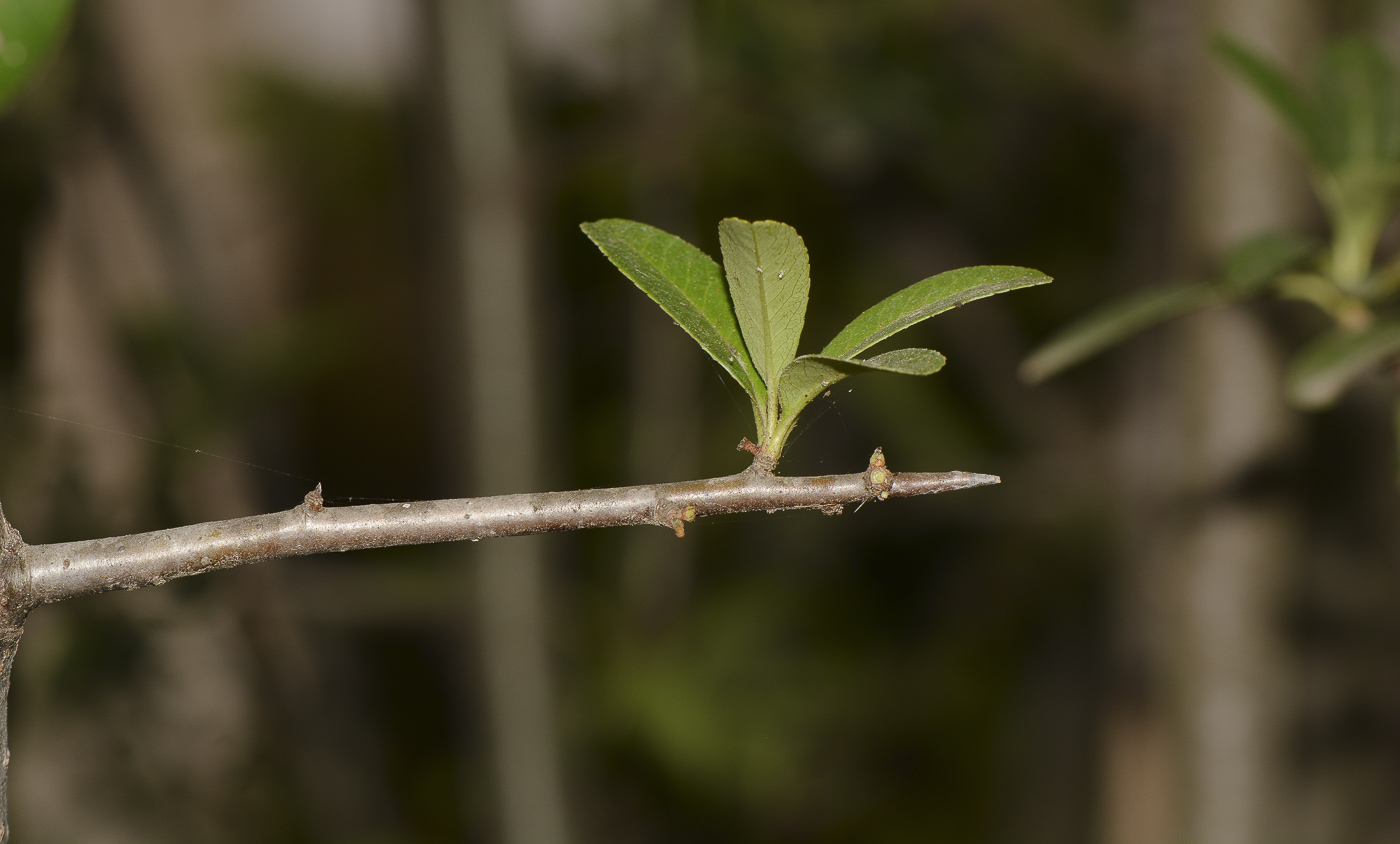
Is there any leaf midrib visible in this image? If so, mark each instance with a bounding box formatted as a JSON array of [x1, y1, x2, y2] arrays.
[[753, 239, 778, 385]]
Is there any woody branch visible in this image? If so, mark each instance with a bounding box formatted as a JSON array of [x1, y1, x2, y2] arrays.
[[2, 451, 994, 610], [0, 449, 996, 842]]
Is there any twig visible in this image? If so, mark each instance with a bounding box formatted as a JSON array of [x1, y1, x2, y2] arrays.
[[0, 452, 997, 841]]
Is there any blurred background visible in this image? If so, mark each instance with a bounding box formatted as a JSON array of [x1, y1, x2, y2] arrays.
[[2, 0, 1400, 841]]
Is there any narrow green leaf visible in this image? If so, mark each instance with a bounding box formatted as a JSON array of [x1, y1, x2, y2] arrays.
[[1286, 321, 1400, 409], [0, 0, 73, 110], [778, 348, 944, 423], [1019, 284, 1219, 383], [582, 219, 765, 405], [1214, 35, 1326, 166], [1217, 231, 1315, 295], [823, 266, 1050, 360], [718, 218, 811, 386]]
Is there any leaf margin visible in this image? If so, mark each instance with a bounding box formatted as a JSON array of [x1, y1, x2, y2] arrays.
[[823, 266, 1051, 361]]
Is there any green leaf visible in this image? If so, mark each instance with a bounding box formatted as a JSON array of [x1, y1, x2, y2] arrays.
[[582, 219, 765, 406], [0, 0, 73, 111], [1019, 284, 1219, 383], [1214, 36, 1326, 165], [1313, 39, 1400, 170], [1286, 321, 1400, 409], [718, 219, 811, 386], [823, 266, 1051, 360], [1217, 231, 1315, 295], [777, 348, 945, 420]]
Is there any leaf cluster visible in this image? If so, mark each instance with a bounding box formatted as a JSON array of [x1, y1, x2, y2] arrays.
[[1022, 37, 1400, 415], [585, 218, 1050, 470]]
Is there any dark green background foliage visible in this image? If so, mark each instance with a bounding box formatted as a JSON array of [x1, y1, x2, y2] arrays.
[[1023, 37, 1400, 424], [7, 0, 1400, 843]]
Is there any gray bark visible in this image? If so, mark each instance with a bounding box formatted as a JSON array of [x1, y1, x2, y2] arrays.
[[0, 462, 994, 839], [10, 467, 990, 607]]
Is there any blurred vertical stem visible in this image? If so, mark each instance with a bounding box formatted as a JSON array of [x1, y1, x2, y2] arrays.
[[621, 0, 702, 625], [1170, 0, 1306, 839], [1108, 0, 1306, 842], [439, 1, 572, 843]]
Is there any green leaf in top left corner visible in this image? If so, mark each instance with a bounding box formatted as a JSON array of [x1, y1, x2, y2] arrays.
[[0, 0, 74, 111]]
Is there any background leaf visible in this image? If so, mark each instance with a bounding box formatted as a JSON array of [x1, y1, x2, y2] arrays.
[[823, 266, 1050, 360], [1314, 39, 1400, 172], [1214, 35, 1325, 165], [583, 219, 765, 405], [718, 219, 811, 386], [1286, 322, 1400, 409], [1218, 231, 1315, 295], [0, 0, 74, 110], [1019, 284, 1218, 383], [777, 348, 946, 421]]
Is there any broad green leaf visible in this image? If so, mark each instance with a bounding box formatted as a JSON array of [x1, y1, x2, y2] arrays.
[[778, 348, 945, 419], [582, 219, 765, 405], [1019, 284, 1218, 383], [1218, 231, 1315, 295], [1286, 321, 1400, 409], [1214, 36, 1326, 166], [823, 266, 1051, 360], [0, 0, 73, 110], [718, 219, 811, 386]]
